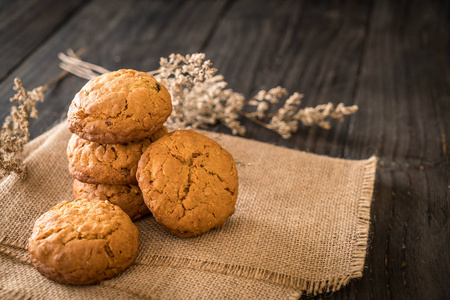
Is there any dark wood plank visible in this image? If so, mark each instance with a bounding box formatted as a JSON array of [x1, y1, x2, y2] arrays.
[[203, 0, 372, 157], [338, 0, 450, 299], [0, 0, 449, 299], [0, 0, 229, 138], [0, 0, 88, 82], [203, 0, 448, 299], [345, 0, 450, 164], [326, 165, 448, 300]]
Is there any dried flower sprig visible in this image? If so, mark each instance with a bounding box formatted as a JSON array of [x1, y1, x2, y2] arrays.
[[241, 87, 358, 138], [0, 79, 47, 178], [58, 50, 358, 138], [1, 49, 84, 179]]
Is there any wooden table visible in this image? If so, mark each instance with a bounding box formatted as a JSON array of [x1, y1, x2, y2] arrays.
[[1, 0, 448, 299]]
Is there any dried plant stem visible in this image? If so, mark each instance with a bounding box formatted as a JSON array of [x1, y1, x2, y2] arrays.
[[0, 49, 85, 179], [57, 49, 358, 139], [236, 111, 273, 130], [45, 48, 87, 89], [58, 48, 106, 80]]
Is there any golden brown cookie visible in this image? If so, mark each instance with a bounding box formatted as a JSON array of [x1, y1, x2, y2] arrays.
[[67, 127, 167, 185], [72, 180, 150, 221], [28, 199, 139, 285], [136, 130, 238, 237], [68, 69, 172, 144]]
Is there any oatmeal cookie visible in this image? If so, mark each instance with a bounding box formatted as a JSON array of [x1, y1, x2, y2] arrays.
[[73, 180, 150, 221], [68, 69, 172, 144], [136, 130, 238, 237], [28, 199, 139, 285], [67, 127, 167, 185]]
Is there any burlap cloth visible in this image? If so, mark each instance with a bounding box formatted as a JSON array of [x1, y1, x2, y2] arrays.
[[0, 122, 377, 299]]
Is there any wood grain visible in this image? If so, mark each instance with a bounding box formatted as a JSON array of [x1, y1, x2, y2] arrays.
[[0, 0, 448, 299], [341, 0, 450, 299], [203, 0, 372, 156], [346, 0, 449, 163], [0, 0, 229, 137], [0, 0, 87, 82]]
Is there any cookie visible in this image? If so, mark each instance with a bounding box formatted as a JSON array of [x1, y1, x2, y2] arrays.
[[67, 127, 167, 185], [28, 199, 139, 285], [136, 130, 238, 237], [73, 180, 150, 221], [68, 69, 172, 144]]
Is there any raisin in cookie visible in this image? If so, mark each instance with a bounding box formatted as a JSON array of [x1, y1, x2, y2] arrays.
[[68, 69, 172, 144], [136, 130, 238, 237], [73, 180, 150, 221], [28, 199, 139, 285], [67, 127, 167, 185]]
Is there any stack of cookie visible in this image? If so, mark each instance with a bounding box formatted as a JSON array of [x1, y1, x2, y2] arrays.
[[28, 68, 239, 286], [28, 69, 173, 285], [66, 69, 173, 221]]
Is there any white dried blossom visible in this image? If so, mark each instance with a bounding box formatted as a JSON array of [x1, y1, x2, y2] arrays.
[[58, 50, 358, 139], [1, 49, 83, 178], [160, 73, 246, 135], [1, 79, 47, 178], [255, 102, 269, 118]]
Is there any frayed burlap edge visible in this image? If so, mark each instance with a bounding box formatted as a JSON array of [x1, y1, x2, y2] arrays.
[[133, 156, 378, 296], [0, 154, 377, 297], [0, 287, 30, 300], [0, 244, 30, 264], [0, 235, 30, 251], [0, 119, 377, 297]]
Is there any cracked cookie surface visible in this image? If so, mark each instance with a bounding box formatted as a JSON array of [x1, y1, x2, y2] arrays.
[[68, 69, 172, 144], [136, 130, 238, 237], [28, 199, 139, 285], [67, 127, 167, 185], [73, 180, 150, 221]]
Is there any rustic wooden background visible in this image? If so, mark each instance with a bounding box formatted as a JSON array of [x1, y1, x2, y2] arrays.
[[0, 0, 449, 299]]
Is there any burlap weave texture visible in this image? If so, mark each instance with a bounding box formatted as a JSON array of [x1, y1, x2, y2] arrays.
[[0, 122, 376, 299]]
